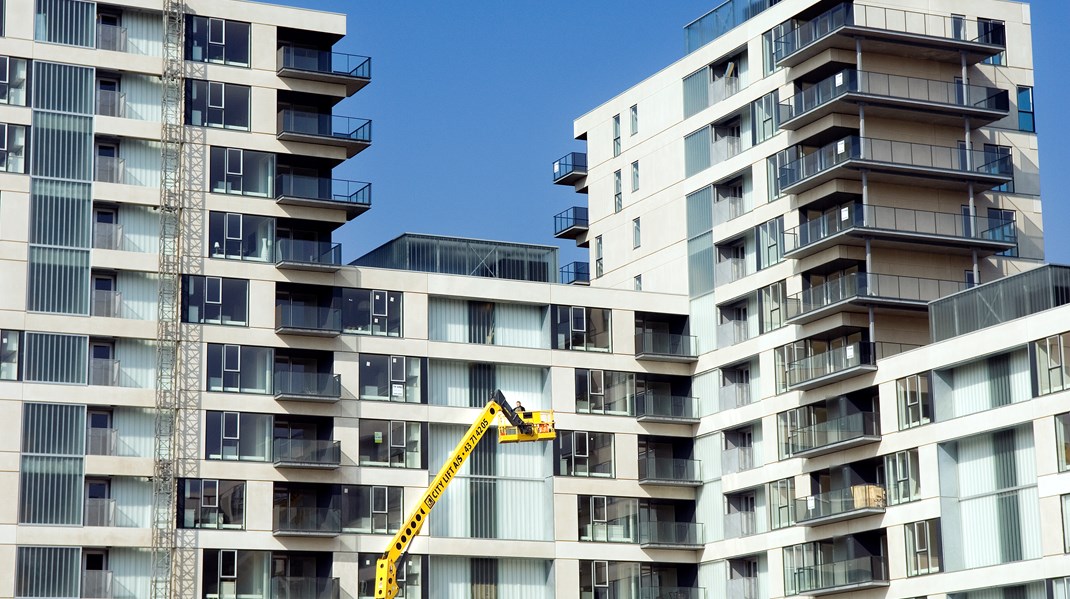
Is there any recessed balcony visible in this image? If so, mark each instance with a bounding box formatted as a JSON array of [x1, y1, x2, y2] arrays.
[[724, 511, 757, 539], [275, 239, 343, 272], [277, 109, 371, 157], [89, 358, 121, 387], [788, 411, 881, 458], [779, 136, 1013, 196], [275, 305, 342, 337], [96, 23, 128, 52], [786, 342, 877, 390], [84, 498, 117, 527], [96, 90, 127, 118], [785, 273, 965, 325], [277, 46, 371, 95], [773, 3, 1006, 68], [635, 391, 699, 424], [790, 556, 889, 596], [275, 174, 371, 217], [270, 576, 340, 599], [638, 456, 701, 486], [82, 569, 114, 599], [274, 372, 342, 403], [553, 206, 589, 240], [272, 506, 341, 537], [635, 332, 698, 363], [795, 484, 887, 526], [552, 152, 587, 186], [639, 587, 704, 599], [784, 204, 1018, 259], [780, 69, 1009, 131], [94, 156, 125, 184], [90, 290, 123, 318], [560, 261, 590, 286], [721, 446, 754, 475], [273, 439, 342, 469], [638, 521, 704, 549]]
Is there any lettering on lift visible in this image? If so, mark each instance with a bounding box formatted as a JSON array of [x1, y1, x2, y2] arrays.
[[422, 416, 491, 510]]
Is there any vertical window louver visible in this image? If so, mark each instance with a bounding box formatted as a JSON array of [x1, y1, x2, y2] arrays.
[[16, 546, 81, 597], [34, 0, 95, 47], [20, 403, 85, 525], [23, 332, 88, 384]]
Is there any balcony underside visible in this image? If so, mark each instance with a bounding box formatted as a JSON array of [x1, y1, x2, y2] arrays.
[[786, 295, 928, 326], [782, 160, 1012, 197], [272, 529, 340, 538], [638, 478, 702, 487], [277, 66, 370, 95], [778, 26, 1004, 68], [277, 131, 370, 158], [273, 460, 340, 470], [792, 433, 882, 458], [639, 541, 703, 550], [781, 93, 1007, 131], [275, 325, 341, 338], [806, 580, 890, 597], [554, 223, 589, 240], [636, 414, 700, 425], [275, 259, 343, 273], [788, 363, 877, 391], [274, 391, 341, 403], [797, 506, 885, 527], [553, 171, 587, 186], [276, 194, 371, 218], [634, 352, 698, 364], [784, 227, 1017, 260]]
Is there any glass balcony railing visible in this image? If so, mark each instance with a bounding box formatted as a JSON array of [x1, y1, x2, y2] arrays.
[[727, 578, 759, 599], [715, 257, 747, 285], [712, 135, 742, 163], [782, 69, 1009, 125], [275, 304, 342, 335], [96, 90, 126, 118], [275, 238, 343, 268], [795, 484, 887, 523], [718, 383, 752, 411], [784, 203, 1017, 254], [635, 332, 698, 360], [789, 412, 880, 455], [778, 136, 1014, 192], [273, 506, 342, 536], [634, 391, 698, 421], [774, 3, 1005, 64], [560, 261, 590, 285], [638, 456, 701, 484], [278, 109, 372, 143], [275, 174, 371, 207], [717, 320, 749, 347], [638, 521, 703, 546], [721, 446, 754, 474], [278, 46, 371, 80], [786, 342, 876, 388], [270, 576, 341, 599], [93, 222, 123, 250], [89, 358, 121, 387], [554, 206, 589, 236], [86, 427, 118, 456], [95, 156, 125, 184], [82, 570, 114, 599], [791, 556, 889, 594], [639, 587, 705, 599], [713, 195, 747, 223], [273, 439, 342, 468], [274, 372, 342, 401], [786, 273, 965, 320], [91, 290, 123, 318], [724, 511, 757, 538], [84, 497, 116, 527], [552, 152, 587, 183], [96, 23, 127, 52]]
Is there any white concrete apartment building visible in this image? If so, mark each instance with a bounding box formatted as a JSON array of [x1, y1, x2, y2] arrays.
[[0, 0, 1067, 598]]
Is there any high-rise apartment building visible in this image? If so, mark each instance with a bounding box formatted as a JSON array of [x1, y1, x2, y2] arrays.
[[0, 0, 1065, 598]]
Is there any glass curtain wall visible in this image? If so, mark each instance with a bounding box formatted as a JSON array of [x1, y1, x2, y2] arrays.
[[19, 402, 85, 524]]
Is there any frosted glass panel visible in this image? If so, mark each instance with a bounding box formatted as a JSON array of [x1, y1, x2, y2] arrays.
[[28, 246, 91, 314], [16, 546, 80, 597], [19, 455, 84, 524], [31, 112, 93, 180], [33, 61, 94, 113], [685, 126, 712, 177], [22, 402, 85, 454], [23, 332, 88, 383], [30, 179, 92, 247], [687, 185, 714, 238], [34, 0, 94, 47]]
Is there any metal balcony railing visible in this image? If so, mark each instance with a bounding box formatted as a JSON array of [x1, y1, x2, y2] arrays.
[[84, 498, 116, 527], [791, 555, 889, 594], [94, 156, 125, 184], [273, 438, 342, 468], [274, 371, 342, 401], [553, 206, 589, 235], [795, 484, 887, 523], [92, 222, 123, 250], [270, 576, 341, 599], [634, 391, 698, 421], [89, 358, 120, 387], [275, 238, 343, 268], [278, 46, 371, 80], [82, 569, 114, 599], [638, 456, 701, 484], [789, 412, 880, 455], [718, 382, 752, 411], [273, 506, 342, 535], [275, 304, 342, 334], [635, 332, 698, 359], [96, 90, 126, 118], [276, 173, 371, 207], [638, 521, 703, 546], [721, 446, 754, 474], [91, 290, 123, 318], [724, 510, 757, 538], [96, 23, 127, 52], [560, 261, 590, 285], [786, 342, 878, 387], [786, 273, 965, 320], [86, 427, 118, 456], [278, 109, 372, 142], [552, 152, 587, 183]]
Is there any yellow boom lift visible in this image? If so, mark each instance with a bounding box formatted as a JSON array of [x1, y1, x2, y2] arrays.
[[374, 390, 556, 598]]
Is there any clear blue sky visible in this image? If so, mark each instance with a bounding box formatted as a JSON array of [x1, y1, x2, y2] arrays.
[[271, 0, 1067, 267]]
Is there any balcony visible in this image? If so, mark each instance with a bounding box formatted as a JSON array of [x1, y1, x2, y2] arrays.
[[789, 412, 881, 458], [712, 135, 742, 163], [96, 90, 126, 118], [552, 152, 587, 186], [721, 446, 754, 474], [275, 239, 343, 273], [273, 439, 342, 469], [785, 273, 965, 325], [277, 110, 371, 157], [790, 556, 889, 596], [82, 569, 113, 599], [716, 320, 749, 347], [724, 511, 757, 539], [773, 3, 1006, 68], [560, 261, 590, 286], [635, 391, 699, 424], [270, 576, 340, 599], [635, 332, 698, 363], [780, 69, 1009, 131], [778, 136, 1014, 196], [718, 383, 752, 411], [727, 578, 758, 599], [86, 427, 118, 456], [277, 46, 371, 95], [639, 587, 704, 599], [273, 506, 342, 537], [90, 290, 123, 318], [94, 156, 125, 184], [553, 206, 589, 240], [84, 498, 117, 527], [715, 257, 747, 285], [96, 23, 127, 52], [93, 222, 123, 250], [786, 342, 877, 390], [274, 372, 342, 402], [275, 174, 371, 216], [89, 358, 120, 387], [795, 485, 887, 526], [639, 521, 704, 549], [713, 195, 747, 224], [638, 456, 701, 486], [275, 304, 342, 337], [783, 203, 1018, 259]]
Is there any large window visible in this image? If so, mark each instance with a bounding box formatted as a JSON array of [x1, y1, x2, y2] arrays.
[[905, 519, 942, 576], [205, 411, 271, 461], [1, 329, 19, 380], [897, 373, 932, 430], [358, 354, 425, 403], [20, 403, 85, 525], [756, 216, 784, 269], [884, 448, 920, 505], [769, 477, 795, 529], [1018, 86, 1035, 132], [555, 431, 614, 477], [0, 122, 28, 173], [208, 212, 274, 262], [209, 147, 275, 197], [186, 16, 251, 66], [552, 305, 611, 352], [752, 91, 779, 145], [1036, 332, 1070, 396], [177, 479, 245, 529], [0, 57, 30, 106], [342, 485, 403, 534], [343, 288, 402, 337], [185, 80, 250, 130], [1057, 413, 1070, 472], [181, 275, 248, 326], [201, 550, 267, 599], [578, 495, 638, 543], [206, 343, 272, 394], [358, 420, 424, 469]]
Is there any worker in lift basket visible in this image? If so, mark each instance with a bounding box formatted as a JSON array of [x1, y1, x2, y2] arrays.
[[514, 401, 527, 418]]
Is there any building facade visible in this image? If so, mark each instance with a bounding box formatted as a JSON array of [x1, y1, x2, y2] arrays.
[[0, 0, 1064, 598]]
